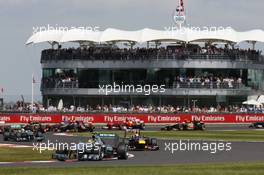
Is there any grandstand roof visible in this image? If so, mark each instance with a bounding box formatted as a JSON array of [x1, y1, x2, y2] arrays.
[[26, 28, 264, 45]]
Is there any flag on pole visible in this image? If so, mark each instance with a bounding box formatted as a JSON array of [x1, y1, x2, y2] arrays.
[[180, 0, 184, 7], [31, 74, 34, 112], [32, 76, 36, 84], [180, 0, 185, 14]]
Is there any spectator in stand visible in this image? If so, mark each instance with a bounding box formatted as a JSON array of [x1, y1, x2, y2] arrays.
[[3, 102, 264, 114], [41, 45, 263, 62]]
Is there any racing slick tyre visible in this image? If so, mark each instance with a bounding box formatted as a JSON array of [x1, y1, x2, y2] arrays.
[[201, 124, 206, 131], [51, 154, 55, 160], [69, 150, 77, 159], [178, 124, 183, 131], [117, 143, 128, 160], [123, 138, 129, 145], [29, 135, 34, 141], [161, 126, 170, 131], [3, 136, 8, 141], [167, 126, 173, 131], [55, 150, 70, 161], [77, 153, 83, 161], [57, 156, 68, 161], [89, 127, 95, 133], [140, 124, 145, 130], [99, 150, 104, 161]]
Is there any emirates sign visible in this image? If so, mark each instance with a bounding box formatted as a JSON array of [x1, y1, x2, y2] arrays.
[[0, 113, 264, 124]]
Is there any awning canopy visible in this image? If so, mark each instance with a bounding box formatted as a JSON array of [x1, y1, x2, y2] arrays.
[[26, 30, 65, 45], [243, 99, 262, 106], [257, 95, 264, 104], [26, 28, 264, 45]]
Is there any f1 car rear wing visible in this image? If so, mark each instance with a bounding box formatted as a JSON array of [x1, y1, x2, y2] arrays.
[[97, 133, 122, 148], [10, 125, 22, 129], [98, 133, 117, 138]]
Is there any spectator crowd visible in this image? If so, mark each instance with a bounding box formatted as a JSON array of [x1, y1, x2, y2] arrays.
[[41, 45, 262, 62], [172, 75, 243, 89], [42, 73, 244, 90], [3, 102, 264, 114]]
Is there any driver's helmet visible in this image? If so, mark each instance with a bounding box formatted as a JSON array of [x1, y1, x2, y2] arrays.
[[127, 120, 133, 127], [87, 139, 94, 143], [134, 131, 139, 138]]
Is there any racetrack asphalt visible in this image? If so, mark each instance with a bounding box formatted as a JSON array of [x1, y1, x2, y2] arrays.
[[0, 124, 263, 167]]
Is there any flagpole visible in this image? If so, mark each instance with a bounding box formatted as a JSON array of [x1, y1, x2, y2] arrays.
[[31, 74, 34, 112], [0, 88, 3, 110]]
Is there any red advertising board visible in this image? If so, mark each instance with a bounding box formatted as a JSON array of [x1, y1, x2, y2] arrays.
[[0, 113, 264, 124]]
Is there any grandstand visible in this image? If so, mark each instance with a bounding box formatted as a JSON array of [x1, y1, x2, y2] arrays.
[[26, 28, 264, 109]]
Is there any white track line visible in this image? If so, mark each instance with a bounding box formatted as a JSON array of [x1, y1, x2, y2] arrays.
[[53, 133, 74, 137], [128, 153, 135, 158], [0, 161, 57, 165], [0, 154, 135, 165], [0, 144, 33, 148]]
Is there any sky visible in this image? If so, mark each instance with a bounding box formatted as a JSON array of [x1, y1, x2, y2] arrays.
[[0, 0, 263, 102]]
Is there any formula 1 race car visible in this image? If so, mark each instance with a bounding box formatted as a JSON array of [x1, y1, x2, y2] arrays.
[[24, 122, 50, 133], [3, 125, 45, 142], [52, 121, 95, 133], [76, 121, 95, 132], [52, 133, 128, 161], [0, 121, 5, 134], [127, 130, 159, 151], [103, 119, 145, 130], [0, 126, 4, 134], [249, 122, 264, 129], [161, 120, 205, 131]]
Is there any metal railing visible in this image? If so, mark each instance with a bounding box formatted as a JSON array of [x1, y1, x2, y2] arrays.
[[173, 82, 245, 89], [0, 110, 263, 114], [42, 80, 78, 89], [41, 81, 248, 90]]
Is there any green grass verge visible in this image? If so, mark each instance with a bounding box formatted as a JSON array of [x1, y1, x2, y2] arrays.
[[1, 162, 264, 175], [0, 147, 52, 162], [75, 130, 264, 142], [143, 130, 264, 142]]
